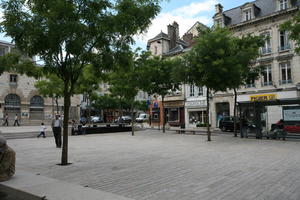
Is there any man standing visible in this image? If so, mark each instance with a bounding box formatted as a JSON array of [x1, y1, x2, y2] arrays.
[[13, 114, 20, 126], [51, 115, 62, 148], [2, 114, 9, 126], [0, 136, 15, 182]]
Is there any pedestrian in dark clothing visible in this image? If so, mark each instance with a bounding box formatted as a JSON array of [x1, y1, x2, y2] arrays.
[[51, 115, 62, 148], [13, 114, 20, 126], [2, 114, 8, 126], [241, 117, 248, 138], [37, 123, 47, 138]]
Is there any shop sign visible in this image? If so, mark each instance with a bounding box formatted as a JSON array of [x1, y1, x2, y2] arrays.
[[186, 100, 206, 107], [250, 94, 277, 102]]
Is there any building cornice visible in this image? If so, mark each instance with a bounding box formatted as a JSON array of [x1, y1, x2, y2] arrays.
[[229, 6, 299, 30]]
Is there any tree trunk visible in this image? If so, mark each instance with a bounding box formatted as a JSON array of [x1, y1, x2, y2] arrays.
[[52, 97, 55, 118], [131, 103, 135, 136], [162, 96, 165, 133], [233, 88, 238, 137], [206, 88, 211, 141], [55, 97, 59, 114], [87, 97, 91, 124], [61, 85, 71, 165]]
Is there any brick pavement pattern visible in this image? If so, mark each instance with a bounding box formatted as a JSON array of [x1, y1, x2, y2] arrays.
[[7, 130, 300, 200]]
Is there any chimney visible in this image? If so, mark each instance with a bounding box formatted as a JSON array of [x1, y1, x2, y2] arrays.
[[215, 4, 223, 14], [168, 23, 177, 50], [172, 21, 179, 39], [182, 33, 193, 46]]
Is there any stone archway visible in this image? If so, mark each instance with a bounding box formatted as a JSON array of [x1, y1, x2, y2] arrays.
[[4, 94, 21, 120], [30, 95, 44, 120]]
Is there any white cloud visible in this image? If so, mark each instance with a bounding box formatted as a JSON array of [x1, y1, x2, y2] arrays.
[[172, 0, 218, 17], [134, 0, 218, 49]]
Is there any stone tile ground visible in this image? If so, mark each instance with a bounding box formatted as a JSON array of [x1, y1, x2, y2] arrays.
[[7, 130, 300, 200]]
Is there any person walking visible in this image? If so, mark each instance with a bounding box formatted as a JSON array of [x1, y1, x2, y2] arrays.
[[2, 114, 9, 126], [51, 115, 62, 148], [37, 123, 47, 138], [13, 114, 20, 126], [0, 136, 15, 182]]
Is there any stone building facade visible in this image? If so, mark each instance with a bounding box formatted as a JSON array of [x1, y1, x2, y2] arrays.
[[211, 0, 300, 130], [147, 21, 209, 128], [0, 41, 80, 125]]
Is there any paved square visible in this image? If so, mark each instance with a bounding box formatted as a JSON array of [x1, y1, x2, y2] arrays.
[[7, 130, 300, 200]]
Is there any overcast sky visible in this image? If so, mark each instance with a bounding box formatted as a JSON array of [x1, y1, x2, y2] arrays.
[[0, 0, 251, 49]]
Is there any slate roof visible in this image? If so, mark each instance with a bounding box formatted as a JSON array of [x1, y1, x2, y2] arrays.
[[223, 0, 300, 26], [147, 32, 189, 49]]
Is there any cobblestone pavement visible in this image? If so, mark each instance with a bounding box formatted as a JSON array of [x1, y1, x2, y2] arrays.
[[7, 130, 300, 200]]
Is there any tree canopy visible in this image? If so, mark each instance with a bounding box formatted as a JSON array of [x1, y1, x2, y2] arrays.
[[281, 11, 300, 54], [1, 0, 164, 165]]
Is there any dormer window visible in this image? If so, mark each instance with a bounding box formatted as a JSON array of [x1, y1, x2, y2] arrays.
[[244, 9, 252, 21], [279, 0, 288, 10], [214, 18, 223, 27]]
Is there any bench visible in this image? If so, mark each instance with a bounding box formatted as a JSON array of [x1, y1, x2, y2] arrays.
[[170, 127, 206, 135], [0, 170, 133, 200]]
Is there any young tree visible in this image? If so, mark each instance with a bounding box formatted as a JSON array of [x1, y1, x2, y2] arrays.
[[139, 56, 180, 133], [1, 0, 163, 165], [35, 74, 64, 115], [108, 50, 141, 136], [281, 11, 300, 54], [229, 35, 264, 136], [180, 28, 244, 141], [75, 65, 102, 123]]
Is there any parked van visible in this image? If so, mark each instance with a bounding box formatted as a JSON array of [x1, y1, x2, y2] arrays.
[[136, 113, 149, 123]]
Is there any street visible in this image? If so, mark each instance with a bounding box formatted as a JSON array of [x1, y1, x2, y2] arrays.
[[5, 130, 300, 200]]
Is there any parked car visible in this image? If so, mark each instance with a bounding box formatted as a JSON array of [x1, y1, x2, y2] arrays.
[[115, 116, 132, 124], [219, 116, 240, 132], [90, 116, 103, 123], [136, 113, 149, 123]]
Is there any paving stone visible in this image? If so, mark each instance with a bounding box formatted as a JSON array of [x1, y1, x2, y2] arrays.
[[5, 130, 300, 200]]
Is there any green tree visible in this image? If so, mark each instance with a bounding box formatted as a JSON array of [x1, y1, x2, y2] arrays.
[[180, 28, 245, 141], [35, 74, 64, 115], [108, 50, 142, 136], [1, 0, 163, 165], [281, 11, 300, 54], [0, 52, 42, 78], [228, 35, 264, 136], [139, 55, 180, 133], [75, 65, 102, 122]]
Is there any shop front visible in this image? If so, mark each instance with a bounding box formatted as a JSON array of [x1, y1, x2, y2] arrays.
[[164, 101, 185, 127], [237, 90, 300, 138], [185, 100, 207, 128]]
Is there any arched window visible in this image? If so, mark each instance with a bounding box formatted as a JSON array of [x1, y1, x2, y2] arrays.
[[30, 95, 44, 108], [5, 94, 21, 107]]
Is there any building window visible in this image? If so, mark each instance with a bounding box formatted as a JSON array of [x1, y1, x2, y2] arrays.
[[9, 74, 18, 84], [0, 47, 6, 56], [215, 19, 223, 27], [190, 85, 195, 97], [262, 66, 273, 86], [154, 46, 158, 55], [169, 108, 179, 122], [189, 111, 207, 125], [261, 33, 272, 54], [245, 78, 255, 88], [198, 87, 203, 96], [244, 9, 252, 21], [279, 62, 292, 84], [279, 30, 290, 51], [279, 0, 288, 10], [82, 94, 88, 102]]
